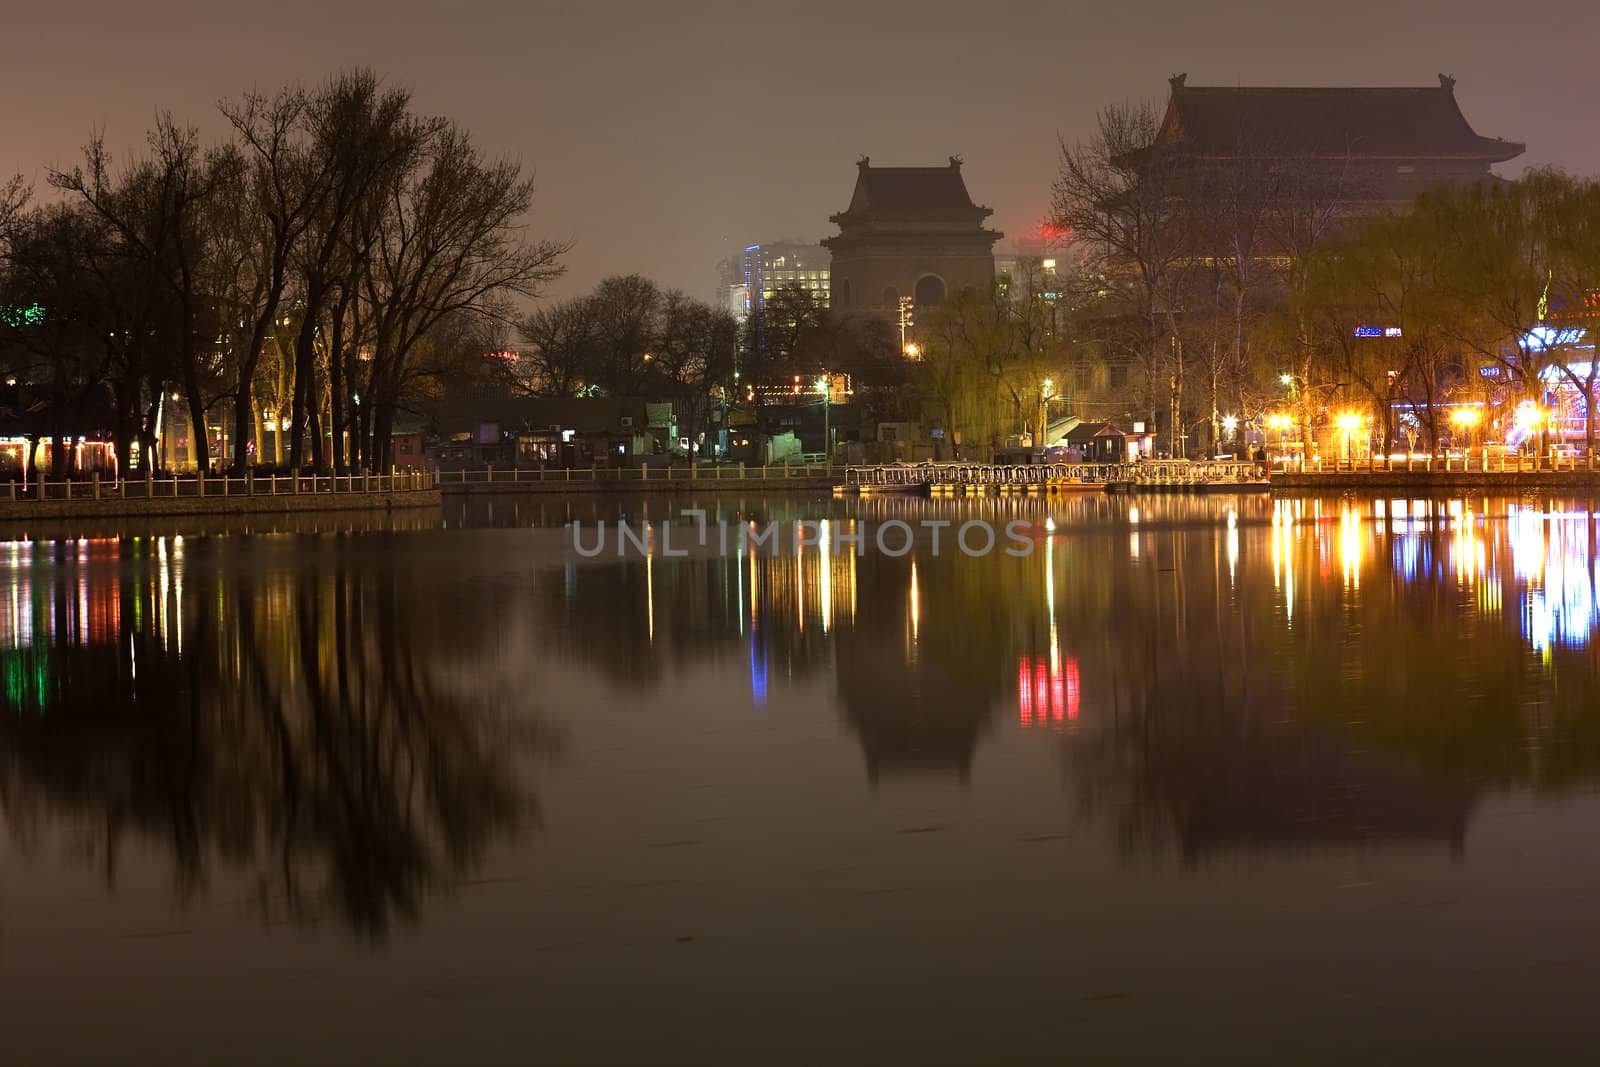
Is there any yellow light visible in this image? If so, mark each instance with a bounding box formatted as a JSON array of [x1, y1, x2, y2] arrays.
[[1450, 407, 1482, 428], [1336, 413, 1362, 432], [1042, 258, 1057, 270], [1221, 415, 1239, 433], [903, 342, 921, 359], [1267, 413, 1291, 431], [1515, 402, 1544, 430]]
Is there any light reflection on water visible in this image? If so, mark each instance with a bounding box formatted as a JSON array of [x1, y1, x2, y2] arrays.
[[2, 493, 1600, 1061]]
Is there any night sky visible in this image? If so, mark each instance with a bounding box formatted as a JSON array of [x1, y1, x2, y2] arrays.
[[5, 0, 1596, 300]]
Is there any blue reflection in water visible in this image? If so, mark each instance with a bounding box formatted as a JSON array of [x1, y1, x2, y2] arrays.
[[1510, 506, 1600, 653]]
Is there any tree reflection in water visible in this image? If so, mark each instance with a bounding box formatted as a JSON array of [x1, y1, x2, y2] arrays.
[[7, 493, 1600, 936], [0, 534, 553, 940]]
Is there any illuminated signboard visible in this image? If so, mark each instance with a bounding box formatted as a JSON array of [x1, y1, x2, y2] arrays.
[[1353, 326, 1403, 338]]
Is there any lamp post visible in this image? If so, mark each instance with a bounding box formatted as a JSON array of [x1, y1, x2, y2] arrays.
[[1039, 378, 1053, 452], [816, 374, 830, 462], [1266, 413, 1292, 465], [1450, 406, 1481, 455], [1336, 412, 1362, 467]]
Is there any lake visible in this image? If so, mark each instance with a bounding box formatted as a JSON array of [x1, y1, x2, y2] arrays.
[[3, 490, 1599, 1064]]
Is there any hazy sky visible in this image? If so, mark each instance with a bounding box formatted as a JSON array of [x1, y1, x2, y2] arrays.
[[5, 0, 1596, 302]]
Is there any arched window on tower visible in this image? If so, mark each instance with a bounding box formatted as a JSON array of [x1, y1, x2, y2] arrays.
[[914, 275, 946, 307]]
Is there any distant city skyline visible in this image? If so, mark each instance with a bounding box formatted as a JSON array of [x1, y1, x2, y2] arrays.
[[4, 0, 1595, 303]]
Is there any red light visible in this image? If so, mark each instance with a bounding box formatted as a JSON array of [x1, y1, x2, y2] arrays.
[[1018, 655, 1082, 727], [1018, 661, 1033, 726]]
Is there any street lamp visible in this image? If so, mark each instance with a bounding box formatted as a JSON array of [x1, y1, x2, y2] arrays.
[[1038, 378, 1054, 451], [1450, 406, 1482, 460], [1336, 412, 1362, 466], [903, 342, 921, 360], [1267, 413, 1292, 463], [816, 374, 831, 461]]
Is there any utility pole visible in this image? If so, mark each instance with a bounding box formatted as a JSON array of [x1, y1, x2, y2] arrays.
[[898, 297, 914, 355]]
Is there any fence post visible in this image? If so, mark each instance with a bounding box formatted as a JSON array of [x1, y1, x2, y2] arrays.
[[246, 469, 254, 496], [197, 474, 205, 498], [145, 466, 153, 498], [784, 460, 790, 480], [65, 480, 72, 501], [92, 472, 100, 500]]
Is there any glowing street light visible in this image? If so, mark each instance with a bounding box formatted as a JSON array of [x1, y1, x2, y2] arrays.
[[1337, 412, 1363, 463], [903, 342, 922, 360]]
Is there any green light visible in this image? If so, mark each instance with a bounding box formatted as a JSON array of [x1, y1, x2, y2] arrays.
[[2, 648, 55, 715], [0, 303, 45, 328]]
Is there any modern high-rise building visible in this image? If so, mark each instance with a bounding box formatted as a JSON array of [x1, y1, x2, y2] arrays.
[[726, 242, 831, 323]]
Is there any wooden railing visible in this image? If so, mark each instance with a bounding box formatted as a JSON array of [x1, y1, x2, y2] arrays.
[[845, 461, 1269, 487], [3, 469, 437, 502], [435, 463, 840, 484], [1276, 452, 1600, 474]]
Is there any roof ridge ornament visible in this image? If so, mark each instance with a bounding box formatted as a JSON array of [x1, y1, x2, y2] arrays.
[[948, 155, 963, 168], [1438, 73, 1456, 91], [1170, 72, 1187, 90], [857, 155, 871, 169]]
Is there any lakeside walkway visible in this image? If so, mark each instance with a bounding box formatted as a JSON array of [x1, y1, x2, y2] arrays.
[[0, 470, 440, 520], [436, 463, 839, 494], [1272, 453, 1600, 491]]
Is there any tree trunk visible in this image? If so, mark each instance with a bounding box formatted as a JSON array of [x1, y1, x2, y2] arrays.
[[328, 294, 349, 473], [289, 300, 320, 471]]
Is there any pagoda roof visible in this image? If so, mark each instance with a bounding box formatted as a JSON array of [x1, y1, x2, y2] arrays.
[[830, 157, 993, 221], [1154, 74, 1524, 163]]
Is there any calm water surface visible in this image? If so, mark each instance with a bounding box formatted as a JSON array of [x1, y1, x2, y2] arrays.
[[4, 491, 1600, 1064]]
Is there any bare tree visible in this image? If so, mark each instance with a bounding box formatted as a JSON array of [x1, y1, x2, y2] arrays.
[[1052, 102, 1195, 454], [51, 117, 235, 473], [360, 124, 568, 470]]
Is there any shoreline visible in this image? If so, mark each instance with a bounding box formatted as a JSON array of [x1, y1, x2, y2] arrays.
[[1271, 471, 1600, 491], [0, 486, 441, 521]]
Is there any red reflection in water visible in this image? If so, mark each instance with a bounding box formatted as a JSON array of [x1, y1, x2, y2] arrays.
[[1018, 657, 1080, 727]]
